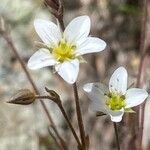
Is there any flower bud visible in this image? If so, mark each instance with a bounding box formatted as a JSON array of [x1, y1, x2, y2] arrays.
[[44, 0, 59, 10], [8, 89, 35, 105], [45, 87, 61, 104]]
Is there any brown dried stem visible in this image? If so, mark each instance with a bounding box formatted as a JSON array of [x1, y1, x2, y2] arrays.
[[35, 95, 82, 149], [47, 127, 63, 150], [136, 0, 148, 149], [44, 0, 65, 31], [113, 123, 120, 150], [73, 83, 86, 149], [44, 0, 59, 10]]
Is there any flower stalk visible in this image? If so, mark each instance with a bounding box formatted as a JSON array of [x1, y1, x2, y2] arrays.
[[52, 5, 87, 148], [35, 89, 82, 149], [136, 0, 148, 149], [113, 123, 120, 150], [58, 103, 82, 149], [47, 127, 64, 150], [73, 83, 86, 149], [54, 16, 86, 148]]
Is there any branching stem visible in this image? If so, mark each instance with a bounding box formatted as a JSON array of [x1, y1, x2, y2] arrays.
[[36, 95, 82, 149]]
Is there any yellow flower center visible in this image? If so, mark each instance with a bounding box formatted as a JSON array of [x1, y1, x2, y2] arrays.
[[52, 39, 76, 62], [106, 93, 126, 111]]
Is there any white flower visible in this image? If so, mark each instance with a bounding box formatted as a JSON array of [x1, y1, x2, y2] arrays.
[[83, 67, 148, 122], [27, 16, 106, 84]]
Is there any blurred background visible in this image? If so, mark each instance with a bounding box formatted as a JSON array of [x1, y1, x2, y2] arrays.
[[0, 0, 150, 150]]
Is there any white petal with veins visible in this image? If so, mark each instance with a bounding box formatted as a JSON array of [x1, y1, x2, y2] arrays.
[[83, 83, 108, 112], [109, 67, 127, 95], [28, 48, 57, 70], [125, 88, 148, 108], [55, 59, 79, 84], [64, 16, 90, 45], [76, 37, 106, 55], [34, 19, 62, 45]]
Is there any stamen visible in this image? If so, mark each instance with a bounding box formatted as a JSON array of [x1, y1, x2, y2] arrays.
[[106, 93, 126, 111], [52, 39, 76, 62]]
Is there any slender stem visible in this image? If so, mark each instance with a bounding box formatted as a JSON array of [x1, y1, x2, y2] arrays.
[[73, 83, 86, 148], [53, 3, 86, 148], [0, 30, 67, 150], [136, 0, 148, 149], [47, 128, 63, 150], [36, 95, 82, 149], [44, 0, 59, 10], [51, 125, 68, 150], [113, 122, 120, 150], [58, 104, 82, 149]]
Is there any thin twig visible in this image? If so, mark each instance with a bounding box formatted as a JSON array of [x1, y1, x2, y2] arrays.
[[136, 0, 148, 87], [58, 103, 82, 149], [44, 0, 59, 10], [55, 0, 65, 31], [136, 0, 148, 149], [36, 95, 82, 149], [45, 0, 65, 31], [73, 83, 86, 149], [47, 127, 63, 150], [50, 124, 68, 150], [0, 29, 67, 150], [113, 122, 120, 150]]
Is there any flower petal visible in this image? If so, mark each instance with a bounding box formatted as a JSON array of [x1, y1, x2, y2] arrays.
[[108, 109, 124, 122], [64, 16, 90, 45], [125, 88, 148, 108], [76, 37, 106, 56], [28, 48, 57, 70], [83, 83, 108, 112], [34, 19, 62, 45], [55, 59, 79, 84], [109, 67, 127, 95]]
